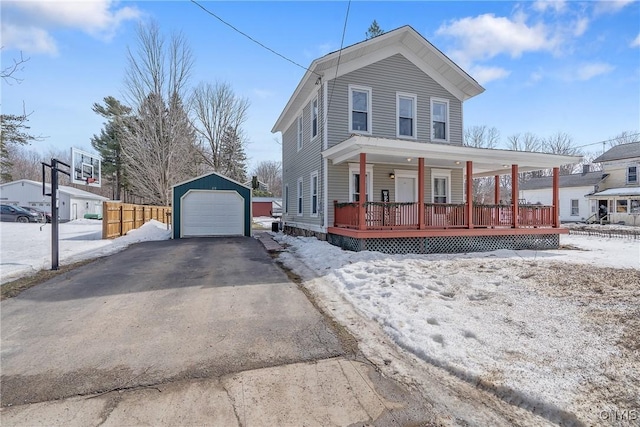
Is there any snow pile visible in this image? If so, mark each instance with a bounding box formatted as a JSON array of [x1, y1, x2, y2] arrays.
[[1, 220, 171, 284], [275, 233, 638, 423], [253, 216, 278, 229]]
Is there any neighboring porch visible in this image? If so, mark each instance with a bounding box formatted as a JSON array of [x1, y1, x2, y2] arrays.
[[322, 135, 579, 254]]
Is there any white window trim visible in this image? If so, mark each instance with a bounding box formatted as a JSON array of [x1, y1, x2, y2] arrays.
[[431, 169, 452, 203], [393, 169, 418, 202], [284, 184, 289, 214], [310, 171, 319, 217], [296, 177, 303, 216], [297, 114, 303, 151], [430, 97, 450, 143], [396, 92, 417, 139], [348, 163, 374, 202], [627, 165, 638, 184], [570, 199, 579, 216], [310, 97, 318, 141], [348, 84, 372, 135]]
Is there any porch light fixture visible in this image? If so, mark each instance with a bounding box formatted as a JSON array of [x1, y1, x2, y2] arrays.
[[407, 157, 412, 162], [389, 173, 395, 179], [455, 161, 461, 165], [503, 164, 510, 168]]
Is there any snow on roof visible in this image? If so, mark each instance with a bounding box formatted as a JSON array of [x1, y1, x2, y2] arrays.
[[0, 179, 109, 200], [590, 186, 640, 197]]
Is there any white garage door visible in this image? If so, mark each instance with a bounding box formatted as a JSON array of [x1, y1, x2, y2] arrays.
[[181, 190, 244, 237]]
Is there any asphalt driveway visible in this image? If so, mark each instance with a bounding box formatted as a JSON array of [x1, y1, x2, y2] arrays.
[[1, 237, 345, 407]]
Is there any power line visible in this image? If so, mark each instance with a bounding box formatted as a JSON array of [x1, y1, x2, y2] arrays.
[[190, 0, 320, 77], [575, 132, 640, 149], [326, 0, 352, 121]]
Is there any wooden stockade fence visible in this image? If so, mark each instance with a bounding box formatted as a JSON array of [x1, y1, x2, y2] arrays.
[[102, 202, 171, 239]]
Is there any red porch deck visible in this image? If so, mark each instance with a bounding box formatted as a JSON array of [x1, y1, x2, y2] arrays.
[[331, 201, 567, 238]]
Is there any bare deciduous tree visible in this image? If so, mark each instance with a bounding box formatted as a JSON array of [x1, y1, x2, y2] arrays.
[[543, 131, 582, 175], [464, 125, 500, 148], [609, 130, 639, 147], [191, 81, 250, 174], [507, 132, 542, 152], [122, 22, 197, 205], [1, 49, 29, 85], [252, 160, 282, 197]]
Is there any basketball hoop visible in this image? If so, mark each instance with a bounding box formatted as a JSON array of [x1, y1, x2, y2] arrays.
[[86, 177, 96, 184]]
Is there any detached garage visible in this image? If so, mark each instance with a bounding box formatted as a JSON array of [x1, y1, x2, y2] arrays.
[[172, 172, 252, 239]]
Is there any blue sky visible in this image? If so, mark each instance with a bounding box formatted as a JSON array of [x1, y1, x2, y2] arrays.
[[2, 0, 639, 172]]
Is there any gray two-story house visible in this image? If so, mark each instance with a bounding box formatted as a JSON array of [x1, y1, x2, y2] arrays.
[[272, 26, 580, 254]]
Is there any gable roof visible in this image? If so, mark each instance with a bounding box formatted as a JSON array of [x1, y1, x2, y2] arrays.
[[593, 141, 640, 163], [272, 25, 485, 134], [520, 171, 606, 191], [0, 179, 109, 200]]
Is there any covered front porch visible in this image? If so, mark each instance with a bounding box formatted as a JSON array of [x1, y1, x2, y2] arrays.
[[322, 136, 580, 253]]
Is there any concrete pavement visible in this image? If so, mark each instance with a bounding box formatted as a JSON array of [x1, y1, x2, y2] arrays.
[[1, 237, 436, 426]]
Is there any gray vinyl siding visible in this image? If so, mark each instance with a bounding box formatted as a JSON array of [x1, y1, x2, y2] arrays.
[[326, 164, 464, 226], [281, 87, 324, 229], [326, 54, 463, 148]]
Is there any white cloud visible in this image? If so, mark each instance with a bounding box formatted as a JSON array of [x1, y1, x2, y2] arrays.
[[574, 62, 615, 81], [573, 17, 589, 37], [1, 23, 58, 55], [532, 0, 567, 14], [529, 70, 544, 83], [593, 0, 635, 15], [469, 65, 511, 84], [1, 0, 139, 54], [632, 34, 640, 48], [436, 14, 557, 65]]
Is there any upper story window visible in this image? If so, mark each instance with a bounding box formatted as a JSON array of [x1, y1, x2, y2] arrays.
[[431, 97, 449, 142], [297, 115, 303, 151], [311, 98, 318, 139], [397, 93, 417, 139], [349, 85, 371, 134], [628, 166, 638, 184]]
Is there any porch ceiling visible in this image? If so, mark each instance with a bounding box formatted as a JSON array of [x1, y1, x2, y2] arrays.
[[322, 135, 582, 177]]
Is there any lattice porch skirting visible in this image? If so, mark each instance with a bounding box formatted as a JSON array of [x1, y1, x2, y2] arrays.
[[326, 233, 560, 254]]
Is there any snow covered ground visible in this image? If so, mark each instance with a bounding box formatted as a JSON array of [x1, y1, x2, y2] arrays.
[[274, 232, 639, 425], [2, 217, 638, 423], [0, 219, 171, 284]]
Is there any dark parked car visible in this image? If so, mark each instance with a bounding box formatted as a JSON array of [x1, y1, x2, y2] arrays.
[[0, 205, 40, 223], [20, 206, 51, 223]]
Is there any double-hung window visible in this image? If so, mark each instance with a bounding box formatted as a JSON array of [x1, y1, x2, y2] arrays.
[[297, 115, 303, 151], [297, 178, 303, 216], [311, 98, 318, 139], [349, 85, 371, 133], [348, 164, 373, 202], [397, 93, 417, 138], [432, 169, 451, 203], [310, 171, 318, 216], [431, 98, 449, 142], [628, 166, 638, 184], [570, 199, 579, 216]]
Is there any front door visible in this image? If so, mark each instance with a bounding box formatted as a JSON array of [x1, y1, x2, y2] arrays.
[[396, 177, 416, 202]]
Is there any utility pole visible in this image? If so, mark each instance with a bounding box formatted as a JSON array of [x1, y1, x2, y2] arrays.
[[42, 158, 71, 270]]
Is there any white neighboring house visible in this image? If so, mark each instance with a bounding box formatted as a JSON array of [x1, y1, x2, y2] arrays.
[[0, 179, 109, 221], [519, 166, 606, 222], [588, 142, 640, 225]]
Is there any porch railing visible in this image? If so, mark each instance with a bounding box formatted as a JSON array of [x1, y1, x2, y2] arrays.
[[333, 201, 555, 230]]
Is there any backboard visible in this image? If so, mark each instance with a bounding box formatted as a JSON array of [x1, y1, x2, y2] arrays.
[[71, 148, 101, 187]]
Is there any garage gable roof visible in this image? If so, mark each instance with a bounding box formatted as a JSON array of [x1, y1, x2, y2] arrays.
[[172, 172, 251, 190]]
